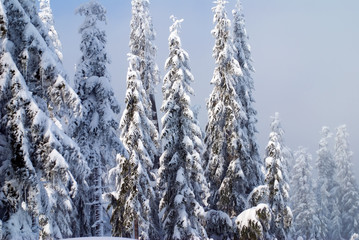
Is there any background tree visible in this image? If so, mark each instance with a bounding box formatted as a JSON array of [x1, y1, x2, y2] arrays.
[[158, 16, 208, 240], [108, 53, 160, 239], [290, 147, 318, 240], [335, 125, 359, 239], [315, 126, 342, 239], [264, 113, 292, 239], [73, 1, 126, 236]]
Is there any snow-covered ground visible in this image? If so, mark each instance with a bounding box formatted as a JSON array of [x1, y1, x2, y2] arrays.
[[66, 237, 135, 240]]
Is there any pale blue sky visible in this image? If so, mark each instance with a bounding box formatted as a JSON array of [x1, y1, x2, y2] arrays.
[[50, 0, 359, 169]]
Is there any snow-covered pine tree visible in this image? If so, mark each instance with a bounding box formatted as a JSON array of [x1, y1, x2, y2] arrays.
[[235, 204, 271, 240], [232, 0, 263, 191], [158, 16, 208, 240], [264, 113, 292, 239], [38, 0, 63, 61], [315, 126, 342, 239], [290, 147, 318, 240], [130, 0, 160, 168], [335, 125, 359, 239], [351, 233, 359, 240], [108, 53, 160, 239], [204, 0, 254, 238], [73, 1, 126, 236], [0, 0, 88, 238]]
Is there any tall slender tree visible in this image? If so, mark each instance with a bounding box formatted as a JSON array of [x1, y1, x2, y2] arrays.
[[73, 1, 126, 236], [158, 16, 208, 240], [205, 0, 242, 212], [264, 113, 292, 239], [290, 147, 318, 240], [315, 126, 342, 239], [129, 0, 160, 169], [0, 0, 88, 238], [232, 0, 263, 190], [108, 53, 160, 239], [204, 1, 248, 238], [335, 125, 359, 239]]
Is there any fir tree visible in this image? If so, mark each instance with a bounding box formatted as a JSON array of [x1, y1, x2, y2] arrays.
[[232, 0, 263, 191], [235, 204, 271, 240], [38, 0, 63, 61], [315, 126, 342, 239], [0, 0, 87, 238], [264, 113, 292, 239], [108, 53, 160, 239], [129, 0, 160, 169], [335, 125, 359, 239], [204, 1, 250, 238], [158, 16, 208, 240], [290, 147, 318, 240], [73, 1, 126, 236], [205, 0, 242, 213]]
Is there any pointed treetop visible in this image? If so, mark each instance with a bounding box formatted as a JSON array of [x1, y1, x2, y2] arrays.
[[235, 0, 242, 11], [319, 126, 332, 147], [169, 15, 184, 33], [270, 112, 284, 136], [212, 0, 230, 24]]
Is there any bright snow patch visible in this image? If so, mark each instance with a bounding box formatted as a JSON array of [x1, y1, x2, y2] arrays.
[[66, 237, 136, 240]]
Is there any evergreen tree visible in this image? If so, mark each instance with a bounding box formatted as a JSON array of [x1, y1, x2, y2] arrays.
[[315, 126, 342, 239], [73, 1, 126, 236], [38, 0, 63, 61], [158, 16, 208, 240], [0, 0, 88, 238], [232, 0, 263, 190], [335, 125, 359, 239], [264, 113, 292, 239], [235, 204, 271, 240], [108, 53, 160, 239], [204, 0, 252, 238], [205, 0, 242, 213], [129, 0, 160, 168], [290, 147, 318, 240]]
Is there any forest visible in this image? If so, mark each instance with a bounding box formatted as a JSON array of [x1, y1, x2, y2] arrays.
[[0, 0, 358, 239]]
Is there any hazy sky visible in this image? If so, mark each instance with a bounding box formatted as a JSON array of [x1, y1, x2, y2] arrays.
[[50, 0, 359, 170]]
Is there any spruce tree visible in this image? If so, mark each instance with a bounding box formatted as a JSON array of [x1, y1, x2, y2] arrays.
[[315, 126, 342, 239], [0, 0, 87, 238], [232, 0, 263, 190], [204, 1, 250, 238], [264, 113, 292, 239], [290, 147, 318, 240], [108, 53, 160, 239], [38, 0, 63, 61], [158, 16, 208, 240], [73, 1, 126, 236], [335, 125, 359, 239], [235, 204, 271, 240], [129, 0, 160, 168], [205, 0, 242, 212]]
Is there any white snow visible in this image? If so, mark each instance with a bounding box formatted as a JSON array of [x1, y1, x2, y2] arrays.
[[66, 238, 135, 240]]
